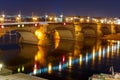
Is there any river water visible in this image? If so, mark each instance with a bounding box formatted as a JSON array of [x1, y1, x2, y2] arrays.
[[0, 37, 120, 80]]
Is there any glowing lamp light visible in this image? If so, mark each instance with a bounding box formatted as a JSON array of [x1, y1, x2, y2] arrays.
[[80, 18, 84, 22], [2, 14, 5, 18], [68, 56, 72, 68], [33, 63, 38, 75], [63, 22, 66, 26], [62, 55, 65, 63], [48, 63, 52, 74], [34, 63, 38, 69], [0, 18, 4, 21], [49, 17, 53, 21], [0, 25, 4, 29], [59, 63, 62, 71], [79, 54, 82, 66], [35, 30, 43, 39], [35, 23, 38, 27], [60, 14, 63, 18], [1, 25, 4, 28], [115, 20, 120, 24], [22, 24, 24, 27], [18, 14, 21, 17], [18, 67, 20, 72], [45, 15, 48, 18], [33, 68, 37, 75], [70, 18, 73, 21], [65, 18, 68, 21], [54, 17, 57, 21], [22, 66, 24, 72], [18, 24, 20, 28], [0, 64, 3, 71], [16, 17, 20, 21]]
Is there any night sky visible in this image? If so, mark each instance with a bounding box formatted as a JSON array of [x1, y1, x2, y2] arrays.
[[0, 0, 120, 17]]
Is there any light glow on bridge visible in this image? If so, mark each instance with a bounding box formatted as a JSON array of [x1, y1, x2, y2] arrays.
[[35, 30, 43, 40]]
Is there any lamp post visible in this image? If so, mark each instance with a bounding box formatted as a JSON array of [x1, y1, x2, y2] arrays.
[[2, 14, 5, 18], [54, 17, 57, 22], [45, 14, 48, 22], [16, 14, 21, 22], [60, 13, 63, 22]]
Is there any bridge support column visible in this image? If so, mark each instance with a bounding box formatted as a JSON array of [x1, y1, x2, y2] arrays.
[[97, 23, 103, 37], [74, 24, 84, 41], [111, 24, 116, 34]]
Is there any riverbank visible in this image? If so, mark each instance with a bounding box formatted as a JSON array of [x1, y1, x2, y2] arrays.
[[0, 73, 47, 80], [0, 68, 47, 80]]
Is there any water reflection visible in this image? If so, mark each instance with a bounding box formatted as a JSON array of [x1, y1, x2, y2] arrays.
[[79, 54, 82, 67], [0, 43, 20, 62], [48, 63, 52, 74], [55, 39, 74, 51], [92, 47, 95, 65], [29, 38, 120, 79], [98, 46, 102, 63], [0, 36, 120, 80], [0, 43, 38, 72]]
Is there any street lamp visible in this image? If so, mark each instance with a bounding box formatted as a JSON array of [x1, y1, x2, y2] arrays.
[[16, 14, 21, 22], [18, 14, 21, 18], [80, 18, 84, 23], [45, 14, 48, 22], [2, 14, 5, 18], [0, 17, 4, 23], [49, 17, 53, 21], [32, 16, 38, 22], [70, 17, 73, 22], [60, 14, 63, 22], [54, 17, 57, 22], [60, 14, 63, 18], [0, 13, 5, 23]]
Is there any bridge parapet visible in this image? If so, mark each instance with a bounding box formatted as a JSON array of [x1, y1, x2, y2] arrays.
[[47, 23, 74, 31]]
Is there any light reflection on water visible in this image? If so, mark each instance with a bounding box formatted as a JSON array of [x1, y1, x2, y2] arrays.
[[0, 38, 120, 80], [30, 39, 120, 80]]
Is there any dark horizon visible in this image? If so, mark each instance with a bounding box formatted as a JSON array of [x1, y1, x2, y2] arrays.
[[0, 0, 120, 17]]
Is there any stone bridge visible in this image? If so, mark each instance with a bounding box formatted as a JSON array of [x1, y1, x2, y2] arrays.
[[1, 22, 120, 45]]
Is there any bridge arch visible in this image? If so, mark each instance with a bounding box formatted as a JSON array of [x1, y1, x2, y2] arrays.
[[49, 26, 74, 40], [114, 25, 120, 33], [101, 26, 111, 35], [11, 29, 39, 44], [80, 23, 97, 37], [82, 26, 96, 37]]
